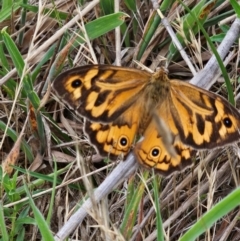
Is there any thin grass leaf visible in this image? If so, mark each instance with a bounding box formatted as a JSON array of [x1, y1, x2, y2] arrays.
[[0, 0, 22, 22], [46, 161, 58, 224], [0, 34, 10, 72], [136, 0, 175, 60], [180, 0, 235, 104], [168, 0, 209, 61], [180, 188, 240, 241], [1, 27, 25, 77], [204, 10, 235, 28], [153, 173, 164, 241], [229, 0, 240, 17], [120, 171, 149, 239], [73, 12, 129, 47], [13, 164, 81, 196], [0, 199, 9, 241], [19, 3, 69, 20], [17, 0, 27, 46], [124, 0, 137, 12], [100, 0, 114, 15], [15, 217, 36, 225], [24, 180, 55, 241], [136, 11, 161, 61], [31, 44, 57, 81]]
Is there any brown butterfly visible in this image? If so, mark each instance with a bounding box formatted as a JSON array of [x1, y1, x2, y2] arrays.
[[52, 65, 240, 175]]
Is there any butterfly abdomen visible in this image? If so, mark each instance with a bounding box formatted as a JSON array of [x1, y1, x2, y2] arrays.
[[136, 71, 172, 135]]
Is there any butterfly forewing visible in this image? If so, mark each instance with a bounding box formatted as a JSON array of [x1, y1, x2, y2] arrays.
[[53, 65, 151, 123], [168, 80, 240, 149]]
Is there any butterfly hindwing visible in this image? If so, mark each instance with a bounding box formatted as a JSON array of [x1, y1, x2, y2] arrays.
[[134, 118, 195, 175], [84, 100, 143, 159]]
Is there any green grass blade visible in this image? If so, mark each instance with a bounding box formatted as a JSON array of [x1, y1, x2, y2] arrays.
[[1, 27, 25, 76], [180, 188, 240, 241], [0, 200, 9, 241], [153, 173, 164, 241], [73, 12, 129, 46], [229, 0, 240, 17], [120, 171, 149, 239], [24, 181, 54, 241], [180, 0, 235, 104], [19, 3, 69, 20], [168, 0, 208, 61], [0, 0, 22, 22]]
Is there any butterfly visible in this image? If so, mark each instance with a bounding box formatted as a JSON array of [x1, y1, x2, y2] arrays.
[[52, 65, 240, 175]]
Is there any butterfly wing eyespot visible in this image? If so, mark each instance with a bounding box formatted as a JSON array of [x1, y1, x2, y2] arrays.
[[71, 79, 82, 88], [84, 120, 134, 159], [222, 116, 233, 128], [134, 136, 194, 175], [151, 147, 160, 158], [118, 136, 129, 148]]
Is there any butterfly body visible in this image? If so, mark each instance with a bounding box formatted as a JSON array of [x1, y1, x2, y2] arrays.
[[53, 65, 240, 175]]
